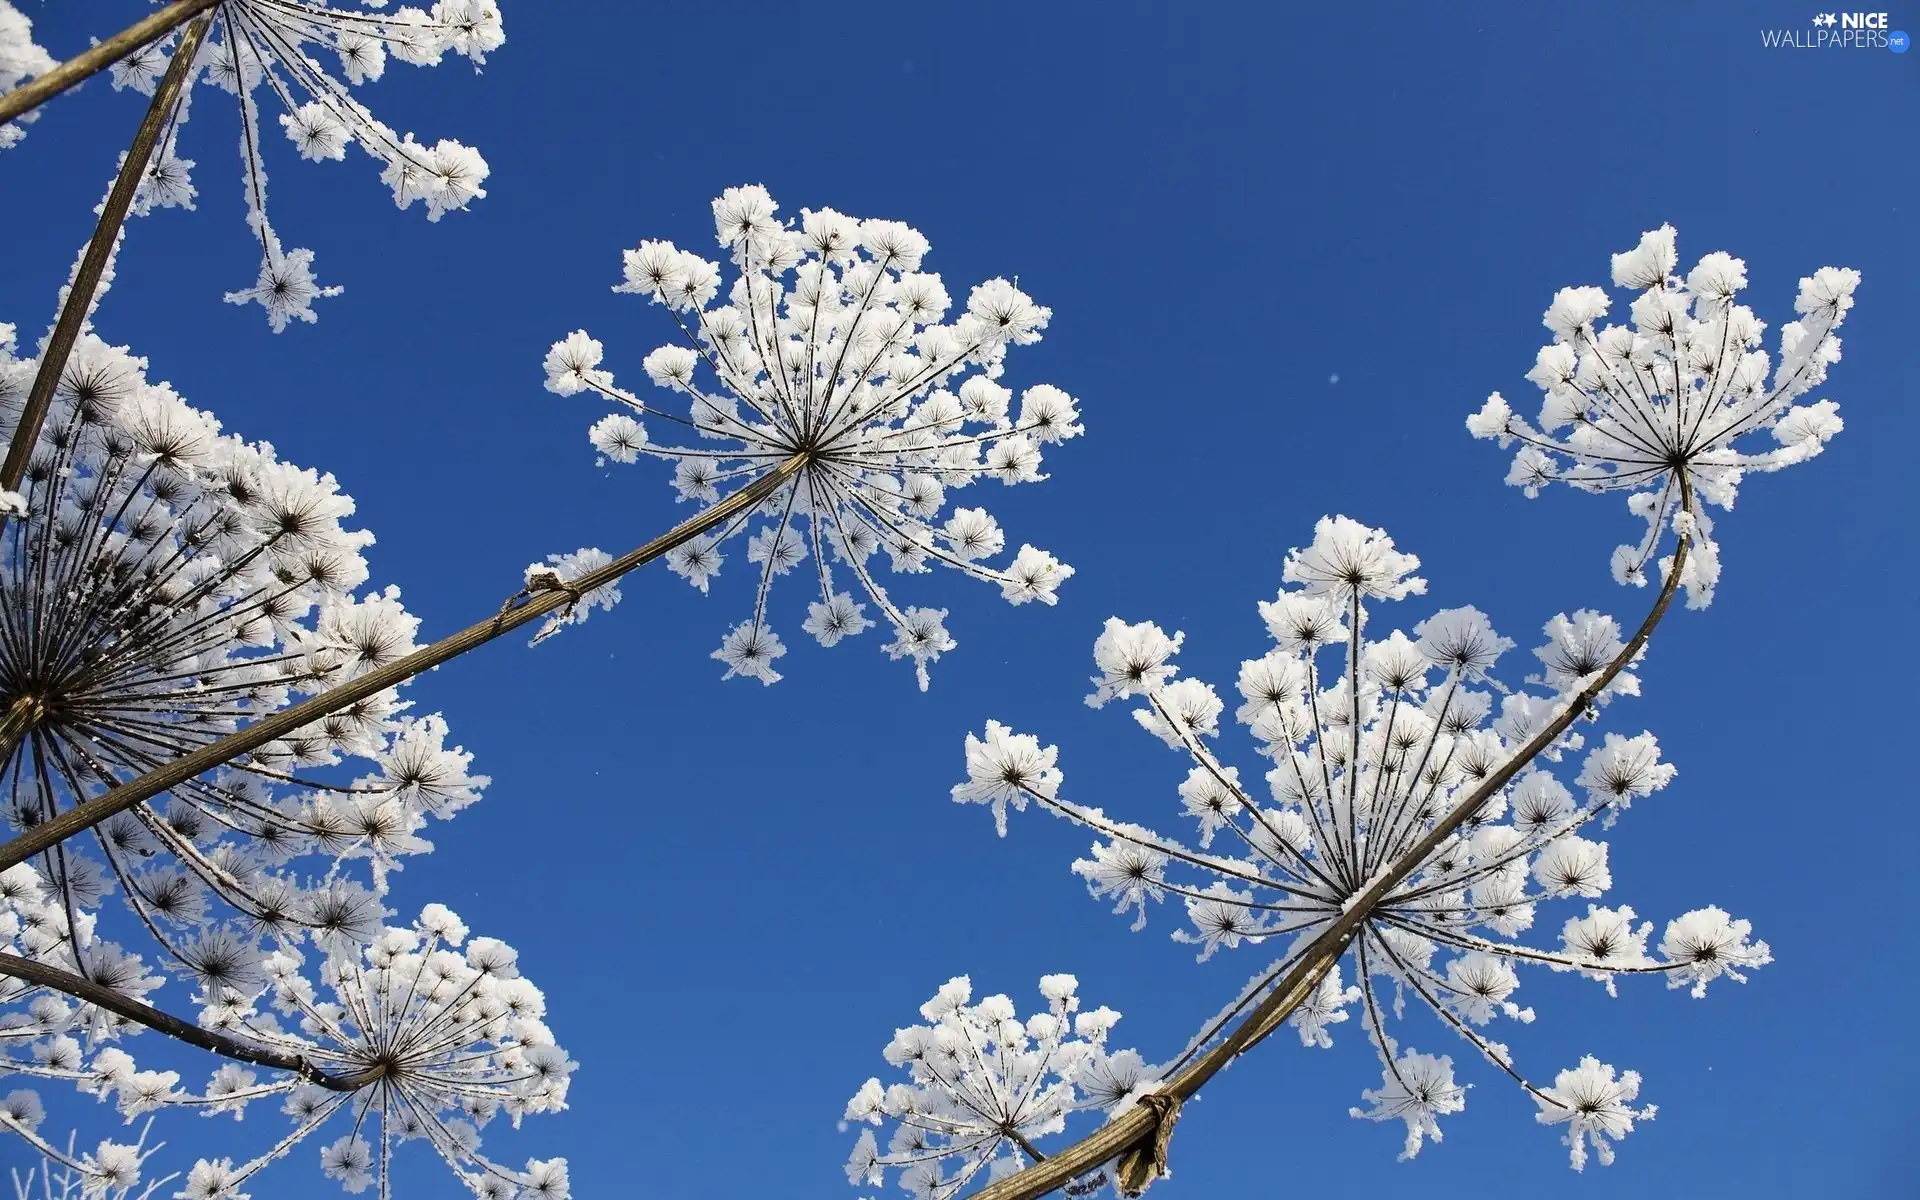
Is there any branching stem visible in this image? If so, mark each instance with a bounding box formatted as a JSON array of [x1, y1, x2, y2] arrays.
[[967, 478, 1696, 1200]]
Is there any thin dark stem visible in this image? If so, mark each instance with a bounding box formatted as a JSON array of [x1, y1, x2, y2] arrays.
[[0, 0, 222, 126], [0, 949, 374, 1090], [0, 454, 809, 871], [0, 11, 215, 502]]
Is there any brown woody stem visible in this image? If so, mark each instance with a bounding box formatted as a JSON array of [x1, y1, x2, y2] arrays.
[[0, 950, 375, 1090], [0, 453, 808, 872], [0, 694, 44, 763], [0, 11, 213, 505], [968, 482, 1697, 1200], [0, 0, 222, 127]]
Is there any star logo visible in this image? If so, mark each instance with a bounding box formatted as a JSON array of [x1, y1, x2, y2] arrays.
[[1813, 12, 1838, 26]]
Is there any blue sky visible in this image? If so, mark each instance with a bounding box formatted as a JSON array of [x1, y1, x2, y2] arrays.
[[4, 1, 1916, 1195]]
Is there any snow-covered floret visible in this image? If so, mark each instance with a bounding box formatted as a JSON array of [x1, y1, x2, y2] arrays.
[[843, 975, 1148, 1199], [1087, 619, 1184, 708], [1533, 1056, 1655, 1170], [1349, 1051, 1465, 1161], [1658, 906, 1771, 998], [542, 186, 1084, 689], [953, 720, 1062, 836], [0, 0, 55, 150], [1290, 963, 1361, 1048], [1532, 609, 1638, 703], [1469, 225, 1854, 607], [1573, 732, 1676, 821], [1284, 515, 1426, 603], [104, 1, 504, 326], [948, 517, 1767, 1167]]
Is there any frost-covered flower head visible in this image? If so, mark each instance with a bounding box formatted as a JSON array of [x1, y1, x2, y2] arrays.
[[0, 0, 55, 151], [106, 1, 504, 328], [3, 905, 569, 1199], [953, 517, 1767, 1169], [843, 975, 1147, 1199], [0, 325, 485, 1004], [542, 186, 1084, 689], [1469, 225, 1854, 607]]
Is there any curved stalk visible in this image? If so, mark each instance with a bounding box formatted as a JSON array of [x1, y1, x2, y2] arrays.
[[969, 484, 1696, 1200], [0, 453, 810, 872], [0, 11, 214, 505], [0, 950, 375, 1090], [0, 0, 221, 127]]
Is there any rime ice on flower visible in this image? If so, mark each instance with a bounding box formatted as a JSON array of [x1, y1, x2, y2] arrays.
[[197, 908, 571, 1198], [1469, 225, 1854, 607], [543, 185, 1084, 689], [104, 1, 504, 328], [843, 975, 1148, 1199], [0, 0, 55, 151], [951, 516, 1772, 1167], [3, 899, 570, 1198], [1533, 1057, 1654, 1171], [0, 325, 488, 1076], [1349, 1050, 1465, 1161]]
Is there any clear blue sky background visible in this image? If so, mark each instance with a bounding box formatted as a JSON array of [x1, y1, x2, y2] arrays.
[[3, 1, 1915, 1196]]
